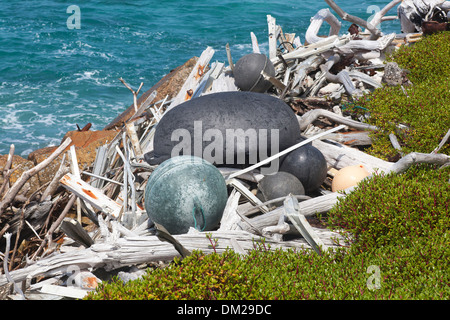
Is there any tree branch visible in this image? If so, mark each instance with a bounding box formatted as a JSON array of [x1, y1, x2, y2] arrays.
[[324, 0, 382, 38]]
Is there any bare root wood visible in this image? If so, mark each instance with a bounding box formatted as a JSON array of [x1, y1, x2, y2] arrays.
[[119, 78, 144, 113], [325, 0, 382, 38]]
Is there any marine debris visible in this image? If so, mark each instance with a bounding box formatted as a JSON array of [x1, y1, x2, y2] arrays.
[[0, 0, 449, 300]]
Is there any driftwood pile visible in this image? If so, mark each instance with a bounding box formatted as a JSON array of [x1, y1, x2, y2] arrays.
[[1, 0, 449, 300]]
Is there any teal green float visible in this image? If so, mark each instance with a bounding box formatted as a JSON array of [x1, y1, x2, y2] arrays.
[[144, 156, 228, 235]]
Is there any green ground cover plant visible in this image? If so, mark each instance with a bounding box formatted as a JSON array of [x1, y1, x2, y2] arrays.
[[354, 31, 450, 160]]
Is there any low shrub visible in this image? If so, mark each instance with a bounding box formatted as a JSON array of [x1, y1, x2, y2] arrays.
[[327, 164, 450, 251], [354, 32, 450, 160]]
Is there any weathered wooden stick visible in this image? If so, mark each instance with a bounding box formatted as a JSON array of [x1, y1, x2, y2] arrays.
[[30, 194, 76, 261], [267, 15, 278, 60], [321, 131, 372, 146], [0, 144, 15, 200], [2, 233, 25, 299], [129, 90, 157, 123], [226, 43, 234, 72], [251, 32, 261, 53], [245, 192, 346, 232], [273, 35, 349, 64], [323, 69, 358, 96], [431, 128, 450, 154], [389, 133, 403, 155], [368, 0, 402, 31], [291, 55, 324, 91], [388, 152, 450, 174], [298, 109, 379, 131], [0, 138, 72, 216], [168, 46, 215, 110], [41, 156, 69, 201], [60, 173, 122, 219], [119, 78, 144, 113], [312, 139, 392, 172], [125, 122, 143, 159], [284, 195, 327, 254]]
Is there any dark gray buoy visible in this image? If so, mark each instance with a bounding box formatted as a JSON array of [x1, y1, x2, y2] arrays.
[[257, 171, 305, 207], [280, 145, 328, 193], [233, 53, 275, 93]]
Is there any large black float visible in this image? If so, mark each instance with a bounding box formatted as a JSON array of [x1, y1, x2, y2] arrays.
[[144, 91, 303, 170], [257, 171, 305, 207]]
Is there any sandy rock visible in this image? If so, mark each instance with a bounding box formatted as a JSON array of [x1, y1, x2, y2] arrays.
[[0, 154, 40, 197], [382, 62, 412, 87], [27, 130, 118, 192]]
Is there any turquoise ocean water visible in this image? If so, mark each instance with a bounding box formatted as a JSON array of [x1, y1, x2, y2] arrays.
[[0, 0, 401, 156]]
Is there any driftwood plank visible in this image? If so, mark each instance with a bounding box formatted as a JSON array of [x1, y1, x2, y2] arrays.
[[267, 15, 277, 60], [59, 173, 121, 218], [168, 46, 215, 110], [284, 195, 327, 254]]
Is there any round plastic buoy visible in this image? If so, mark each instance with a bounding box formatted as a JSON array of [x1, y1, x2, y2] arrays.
[[279, 145, 328, 193], [257, 171, 305, 206], [331, 165, 370, 192], [233, 53, 275, 92], [144, 156, 228, 235]]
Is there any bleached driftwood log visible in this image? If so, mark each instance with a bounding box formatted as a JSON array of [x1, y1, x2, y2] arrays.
[[388, 152, 450, 174], [0, 230, 317, 286], [168, 46, 215, 110], [313, 139, 392, 172], [305, 8, 341, 44]]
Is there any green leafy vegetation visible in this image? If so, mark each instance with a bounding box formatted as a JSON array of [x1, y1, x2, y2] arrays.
[[327, 164, 450, 251], [354, 31, 450, 160]]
